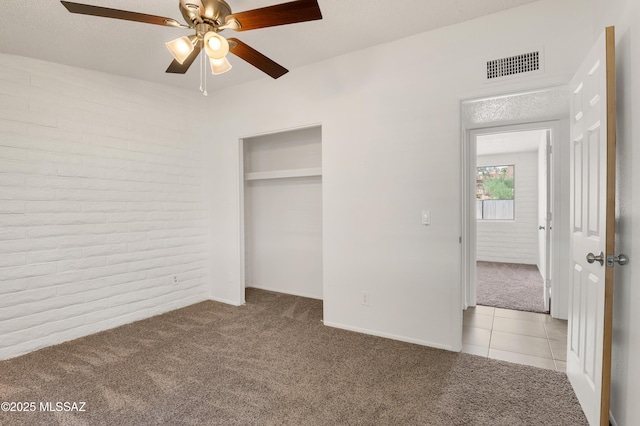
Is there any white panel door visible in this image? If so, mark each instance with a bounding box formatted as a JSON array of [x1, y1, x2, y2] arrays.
[[567, 27, 616, 426]]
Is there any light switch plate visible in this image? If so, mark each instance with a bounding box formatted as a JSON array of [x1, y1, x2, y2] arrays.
[[422, 210, 431, 225]]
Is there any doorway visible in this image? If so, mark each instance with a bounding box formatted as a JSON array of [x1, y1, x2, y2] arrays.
[[461, 86, 570, 371], [461, 87, 571, 321], [460, 89, 571, 372], [473, 127, 551, 314]]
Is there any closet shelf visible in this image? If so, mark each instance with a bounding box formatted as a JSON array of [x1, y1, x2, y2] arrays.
[[245, 167, 322, 181]]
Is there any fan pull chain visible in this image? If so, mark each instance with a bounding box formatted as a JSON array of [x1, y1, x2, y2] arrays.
[[203, 51, 208, 97], [199, 48, 204, 93], [198, 49, 208, 96], [203, 73, 208, 96]]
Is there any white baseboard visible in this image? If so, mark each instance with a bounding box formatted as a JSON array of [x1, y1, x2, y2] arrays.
[[209, 296, 244, 306], [246, 285, 322, 300], [609, 411, 618, 426], [323, 321, 455, 352]]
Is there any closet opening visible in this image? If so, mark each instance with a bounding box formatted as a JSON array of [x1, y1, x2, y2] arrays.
[[239, 125, 323, 301]]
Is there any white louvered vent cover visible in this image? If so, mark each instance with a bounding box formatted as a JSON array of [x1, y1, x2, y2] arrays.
[[486, 51, 541, 80]]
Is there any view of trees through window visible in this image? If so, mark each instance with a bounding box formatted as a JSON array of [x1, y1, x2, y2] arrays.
[[476, 165, 515, 220]]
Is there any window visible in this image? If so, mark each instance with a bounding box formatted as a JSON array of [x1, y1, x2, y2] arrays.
[[476, 165, 515, 220]]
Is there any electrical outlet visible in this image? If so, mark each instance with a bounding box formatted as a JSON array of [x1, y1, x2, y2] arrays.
[[173, 275, 178, 285], [362, 291, 370, 306]]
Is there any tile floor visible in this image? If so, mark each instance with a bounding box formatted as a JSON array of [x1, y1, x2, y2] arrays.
[[462, 305, 568, 372]]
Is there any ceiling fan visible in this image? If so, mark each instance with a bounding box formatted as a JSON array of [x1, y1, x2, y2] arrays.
[[60, 0, 323, 79]]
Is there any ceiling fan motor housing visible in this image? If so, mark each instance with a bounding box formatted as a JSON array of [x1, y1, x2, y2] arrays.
[[180, 0, 232, 27]]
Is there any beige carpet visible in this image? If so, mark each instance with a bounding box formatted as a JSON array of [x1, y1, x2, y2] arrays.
[[0, 289, 586, 425], [476, 261, 547, 313]]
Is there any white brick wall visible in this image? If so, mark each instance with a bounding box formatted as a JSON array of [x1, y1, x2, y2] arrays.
[[0, 54, 210, 360], [477, 151, 539, 265]]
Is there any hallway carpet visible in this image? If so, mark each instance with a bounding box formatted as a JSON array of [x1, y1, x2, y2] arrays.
[[476, 261, 548, 313], [0, 289, 584, 425]]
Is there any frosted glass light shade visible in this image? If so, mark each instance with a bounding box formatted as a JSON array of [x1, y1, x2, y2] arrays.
[[210, 57, 232, 75], [165, 36, 195, 64], [204, 32, 229, 59]]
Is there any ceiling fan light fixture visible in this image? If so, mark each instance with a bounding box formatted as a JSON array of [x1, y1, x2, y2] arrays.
[[165, 35, 196, 64], [210, 57, 233, 75], [59, 0, 322, 81], [180, 0, 204, 11], [204, 32, 230, 59]]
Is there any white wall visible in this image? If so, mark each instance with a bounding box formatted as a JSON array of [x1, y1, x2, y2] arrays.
[[206, 0, 593, 351], [591, 0, 640, 424], [552, 120, 572, 320], [243, 127, 322, 174], [0, 54, 210, 360], [476, 151, 539, 264], [244, 177, 323, 299]]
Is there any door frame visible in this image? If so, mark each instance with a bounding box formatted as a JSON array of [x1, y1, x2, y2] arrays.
[[236, 123, 323, 304], [541, 130, 553, 312], [460, 87, 571, 319], [463, 121, 560, 312]]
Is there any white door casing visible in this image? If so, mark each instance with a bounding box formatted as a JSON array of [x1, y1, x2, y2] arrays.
[[460, 90, 574, 320], [545, 130, 552, 312], [464, 122, 559, 312], [567, 27, 616, 426], [540, 131, 552, 312]]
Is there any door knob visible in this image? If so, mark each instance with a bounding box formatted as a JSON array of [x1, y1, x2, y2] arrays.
[[586, 251, 604, 266], [607, 254, 629, 266], [539, 226, 545, 230]]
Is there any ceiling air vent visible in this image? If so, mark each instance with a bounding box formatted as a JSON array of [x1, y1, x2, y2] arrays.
[[486, 51, 542, 81]]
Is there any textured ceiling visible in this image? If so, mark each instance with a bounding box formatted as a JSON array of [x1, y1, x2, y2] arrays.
[[0, 0, 540, 92]]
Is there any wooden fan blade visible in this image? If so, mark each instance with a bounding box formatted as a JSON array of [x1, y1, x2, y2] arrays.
[[227, 0, 322, 32], [166, 44, 202, 74], [228, 38, 288, 79], [60, 1, 183, 27]]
